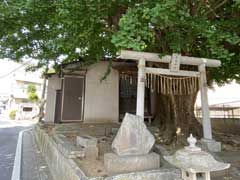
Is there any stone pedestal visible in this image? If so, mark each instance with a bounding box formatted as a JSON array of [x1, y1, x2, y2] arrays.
[[76, 135, 98, 159], [200, 138, 221, 152], [104, 152, 160, 175]]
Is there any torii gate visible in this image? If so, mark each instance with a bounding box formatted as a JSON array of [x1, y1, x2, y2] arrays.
[[119, 50, 221, 142]]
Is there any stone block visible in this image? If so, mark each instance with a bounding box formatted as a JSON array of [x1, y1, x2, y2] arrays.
[[76, 135, 98, 147], [76, 135, 99, 159], [104, 152, 160, 175], [54, 134, 85, 159], [200, 138, 221, 152], [84, 146, 99, 159]]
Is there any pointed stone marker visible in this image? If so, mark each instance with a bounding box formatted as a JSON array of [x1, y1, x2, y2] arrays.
[[112, 113, 155, 156]]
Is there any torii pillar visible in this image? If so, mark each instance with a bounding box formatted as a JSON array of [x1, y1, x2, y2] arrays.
[[136, 59, 146, 118], [199, 62, 212, 140]]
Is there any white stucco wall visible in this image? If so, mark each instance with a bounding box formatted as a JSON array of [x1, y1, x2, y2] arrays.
[[44, 74, 61, 123], [84, 61, 119, 123]]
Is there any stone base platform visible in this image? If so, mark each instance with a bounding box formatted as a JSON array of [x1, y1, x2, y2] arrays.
[[200, 138, 221, 152], [104, 152, 160, 175]]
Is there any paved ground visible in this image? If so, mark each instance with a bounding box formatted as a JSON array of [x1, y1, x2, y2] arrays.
[[0, 114, 35, 180], [213, 151, 240, 180], [21, 130, 53, 180]]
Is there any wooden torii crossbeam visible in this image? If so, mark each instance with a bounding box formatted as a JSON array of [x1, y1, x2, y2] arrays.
[[119, 50, 221, 140]]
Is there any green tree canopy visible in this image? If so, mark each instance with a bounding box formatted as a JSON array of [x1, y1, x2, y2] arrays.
[[0, 0, 239, 83]]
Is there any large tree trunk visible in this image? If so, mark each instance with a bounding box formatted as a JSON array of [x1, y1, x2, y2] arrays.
[[154, 92, 203, 145]]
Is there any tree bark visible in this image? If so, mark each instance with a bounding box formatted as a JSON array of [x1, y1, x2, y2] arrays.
[[38, 60, 49, 122], [154, 92, 203, 145], [38, 76, 47, 122]]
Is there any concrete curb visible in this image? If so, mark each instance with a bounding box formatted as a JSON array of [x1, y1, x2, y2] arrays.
[[11, 128, 32, 180]]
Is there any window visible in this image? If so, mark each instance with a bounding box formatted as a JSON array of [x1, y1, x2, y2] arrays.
[[22, 107, 33, 112]]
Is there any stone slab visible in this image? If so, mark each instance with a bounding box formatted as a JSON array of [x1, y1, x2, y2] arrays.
[[104, 152, 160, 175], [57, 142, 85, 159], [105, 169, 182, 180], [53, 134, 85, 159], [200, 138, 221, 152], [76, 135, 98, 147]]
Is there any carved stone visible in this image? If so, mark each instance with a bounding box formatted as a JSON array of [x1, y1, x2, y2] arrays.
[[112, 113, 155, 156]]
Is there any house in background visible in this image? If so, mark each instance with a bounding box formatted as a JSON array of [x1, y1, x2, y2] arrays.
[[44, 60, 154, 124], [8, 69, 43, 120], [0, 59, 43, 120]]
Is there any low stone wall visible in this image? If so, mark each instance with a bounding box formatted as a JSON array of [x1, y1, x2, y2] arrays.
[[53, 123, 120, 137], [33, 125, 87, 180], [211, 118, 240, 135], [33, 124, 181, 180]]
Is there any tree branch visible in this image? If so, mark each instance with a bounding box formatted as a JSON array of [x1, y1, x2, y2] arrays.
[[212, 0, 229, 11], [205, 0, 228, 16]]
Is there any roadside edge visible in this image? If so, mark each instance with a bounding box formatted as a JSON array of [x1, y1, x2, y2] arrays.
[[11, 128, 32, 180]]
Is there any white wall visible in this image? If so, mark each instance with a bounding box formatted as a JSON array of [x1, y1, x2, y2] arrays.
[[84, 61, 119, 123], [44, 74, 61, 123]]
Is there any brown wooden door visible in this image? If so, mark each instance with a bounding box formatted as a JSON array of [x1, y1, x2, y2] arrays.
[[61, 76, 84, 122], [54, 90, 62, 123]]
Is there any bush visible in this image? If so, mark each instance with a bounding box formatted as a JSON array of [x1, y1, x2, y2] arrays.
[[27, 84, 39, 102], [9, 110, 17, 120], [28, 92, 39, 102], [27, 84, 37, 94]]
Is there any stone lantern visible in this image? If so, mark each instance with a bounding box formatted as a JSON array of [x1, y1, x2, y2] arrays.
[[164, 134, 230, 180]]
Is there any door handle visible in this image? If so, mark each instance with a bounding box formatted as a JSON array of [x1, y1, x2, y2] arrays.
[[78, 97, 82, 100]]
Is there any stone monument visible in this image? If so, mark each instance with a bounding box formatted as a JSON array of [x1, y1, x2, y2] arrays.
[[104, 113, 160, 175]]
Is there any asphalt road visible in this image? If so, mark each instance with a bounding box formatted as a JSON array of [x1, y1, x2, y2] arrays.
[[0, 115, 35, 180]]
